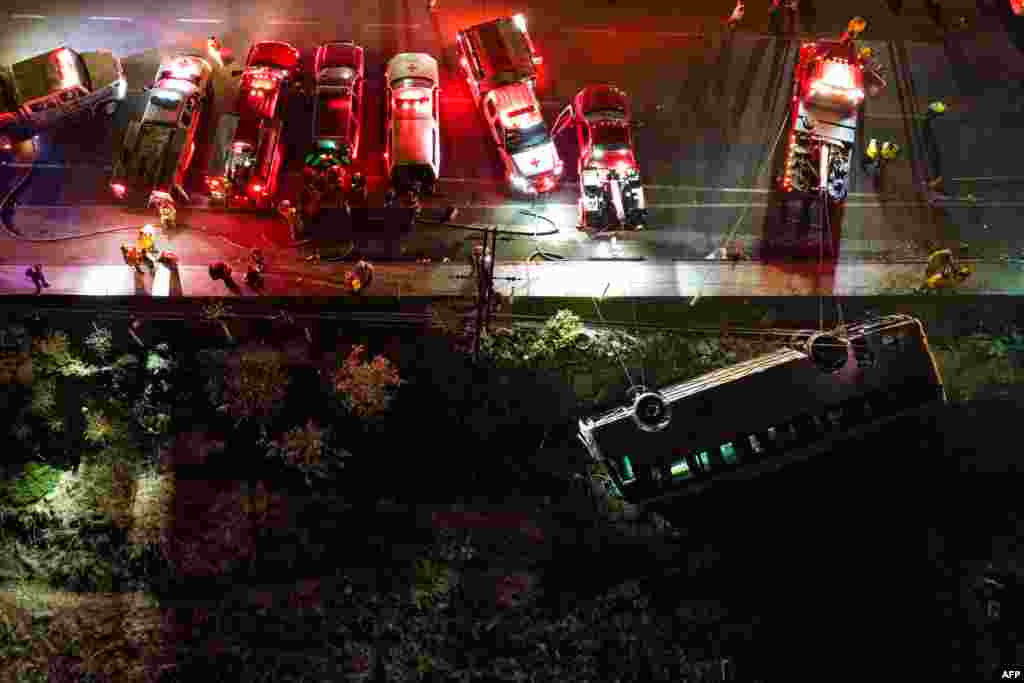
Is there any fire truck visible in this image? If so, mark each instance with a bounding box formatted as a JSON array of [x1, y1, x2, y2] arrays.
[[207, 41, 300, 209], [780, 39, 864, 203], [456, 14, 563, 194], [0, 46, 126, 149]]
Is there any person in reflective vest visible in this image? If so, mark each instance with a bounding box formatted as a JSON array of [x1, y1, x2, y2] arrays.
[[727, 0, 745, 29], [880, 141, 900, 164], [862, 138, 881, 175]]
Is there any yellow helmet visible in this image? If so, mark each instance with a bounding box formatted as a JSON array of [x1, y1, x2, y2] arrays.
[[859, 47, 873, 59], [351, 279, 362, 291]]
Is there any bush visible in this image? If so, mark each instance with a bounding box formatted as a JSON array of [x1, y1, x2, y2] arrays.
[[2, 462, 64, 507], [333, 345, 404, 418]]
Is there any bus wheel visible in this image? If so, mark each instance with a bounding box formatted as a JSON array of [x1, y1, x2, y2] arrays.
[[103, 101, 118, 116]]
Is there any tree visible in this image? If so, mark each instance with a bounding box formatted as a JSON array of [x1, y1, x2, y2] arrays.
[[202, 301, 234, 343], [220, 352, 290, 424], [266, 419, 351, 485], [84, 323, 114, 361], [333, 345, 403, 419]]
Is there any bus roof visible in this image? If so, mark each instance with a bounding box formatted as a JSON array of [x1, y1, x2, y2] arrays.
[[580, 315, 941, 468]]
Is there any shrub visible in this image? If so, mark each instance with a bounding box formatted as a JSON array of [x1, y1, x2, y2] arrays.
[[2, 462, 64, 507], [221, 352, 290, 424], [411, 558, 452, 611], [333, 345, 403, 418], [266, 419, 351, 485], [83, 324, 113, 360]]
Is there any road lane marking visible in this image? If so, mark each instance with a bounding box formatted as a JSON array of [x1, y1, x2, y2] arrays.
[[10, 13, 47, 19], [364, 23, 421, 28], [89, 16, 134, 21], [177, 18, 223, 23], [268, 19, 319, 25]]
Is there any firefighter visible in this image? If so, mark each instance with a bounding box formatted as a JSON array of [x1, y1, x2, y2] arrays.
[[245, 264, 264, 290], [207, 36, 224, 68], [137, 225, 158, 269], [727, 0, 745, 29], [926, 100, 947, 122], [208, 261, 233, 283], [325, 162, 347, 206], [278, 200, 302, 239], [862, 138, 881, 175], [250, 248, 266, 273], [880, 141, 900, 164], [347, 172, 368, 209], [121, 244, 145, 274], [157, 198, 176, 233], [841, 16, 867, 44], [383, 186, 399, 208]]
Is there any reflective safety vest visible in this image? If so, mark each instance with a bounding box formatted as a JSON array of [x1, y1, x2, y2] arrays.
[[865, 139, 879, 160], [926, 249, 954, 277], [880, 142, 900, 160], [929, 101, 947, 114]]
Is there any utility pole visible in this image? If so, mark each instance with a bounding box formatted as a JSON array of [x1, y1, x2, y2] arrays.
[[422, 207, 559, 364]]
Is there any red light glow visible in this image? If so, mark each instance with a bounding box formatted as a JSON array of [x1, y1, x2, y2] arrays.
[[328, 98, 348, 110], [53, 48, 82, 89], [110, 183, 126, 197]]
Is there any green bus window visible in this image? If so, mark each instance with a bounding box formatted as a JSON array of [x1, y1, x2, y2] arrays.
[[621, 456, 636, 482], [670, 459, 691, 479], [720, 442, 738, 464], [697, 451, 712, 470]]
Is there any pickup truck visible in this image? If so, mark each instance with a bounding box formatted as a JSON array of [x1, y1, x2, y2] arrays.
[[0, 46, 126, 148]]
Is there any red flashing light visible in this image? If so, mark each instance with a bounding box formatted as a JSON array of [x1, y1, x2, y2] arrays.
[[328, 97, 348, 110], [111, 183, 127, 197], [251, 183, 263, 193]]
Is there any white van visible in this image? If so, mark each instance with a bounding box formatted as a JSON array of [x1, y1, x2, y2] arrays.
[[384, 53, 440, 193]]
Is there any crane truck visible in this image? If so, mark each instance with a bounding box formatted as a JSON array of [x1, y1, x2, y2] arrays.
[[780, 39, 865, 203]]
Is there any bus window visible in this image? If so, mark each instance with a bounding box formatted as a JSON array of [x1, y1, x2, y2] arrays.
[[670, 458, 692, 479], [621, 456, 636, 483], [720, 442, 739, 465]]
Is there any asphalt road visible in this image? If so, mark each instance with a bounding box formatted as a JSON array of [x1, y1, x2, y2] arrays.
[[3, 0, 1024, 283]]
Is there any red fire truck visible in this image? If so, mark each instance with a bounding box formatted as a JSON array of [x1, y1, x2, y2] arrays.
[[207, 41, 300, 209], [780, 39, 864, 203]]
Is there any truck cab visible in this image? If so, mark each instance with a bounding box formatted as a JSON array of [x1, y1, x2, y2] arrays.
[[110, 54, 211, 203], [456, 14, 542, 106], [313, 41, 365, 160]]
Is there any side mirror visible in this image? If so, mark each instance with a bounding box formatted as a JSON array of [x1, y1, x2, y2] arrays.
[[231, 70, 242, 77]]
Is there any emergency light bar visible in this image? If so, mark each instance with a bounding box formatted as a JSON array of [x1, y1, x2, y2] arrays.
[[513, 14, 527, 32], [250, 79, 275, 90]]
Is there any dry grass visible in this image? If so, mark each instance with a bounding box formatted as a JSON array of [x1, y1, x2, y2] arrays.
[[0, 582, 167, 683]]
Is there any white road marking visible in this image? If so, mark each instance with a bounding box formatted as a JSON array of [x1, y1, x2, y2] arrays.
[[10, 13, 47, 19], [364, 23, 421, 28], [268, 19, 319, 25], [89, 16, 134, 21], [152, 262, 171, 296], [177, 18, 223, 23]]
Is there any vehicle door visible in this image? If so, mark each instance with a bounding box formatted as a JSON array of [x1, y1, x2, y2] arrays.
[[177, 93, 200, 181], [550, 103, 574, 139], [350, 77, 362, 157], [385, 84, 393, 173], [485, 95, 502, 147]]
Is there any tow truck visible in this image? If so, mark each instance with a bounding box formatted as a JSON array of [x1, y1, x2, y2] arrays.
[[207, 41, 300, 209], [781, 39, 864, 203], [0, 46, 126, 149], [456, 14, 562, 194], [110, 54, 212, 204], [552, 85, 647, 232]]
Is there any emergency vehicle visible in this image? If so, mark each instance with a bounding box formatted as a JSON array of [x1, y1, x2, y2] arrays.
[[110, 54, 213, 204], [385, 53, 441, 194], [207, 41, 300, 208], [456, 14, 561, 194], [312, 41, 365, 160], [780, 39, 864, 202], [1013, 0, 1023, 16], [552, 85, 647, 231], [0, 46, 126, 148]]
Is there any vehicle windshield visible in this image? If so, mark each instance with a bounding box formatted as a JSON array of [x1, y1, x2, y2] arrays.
[[585, 108, 628, 121], [391, 76, 434, 90], [158, 70, 200, 86], [590, 122, 630, 151], [506, 123, 549, 154], [149, 93, 180, 111]]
